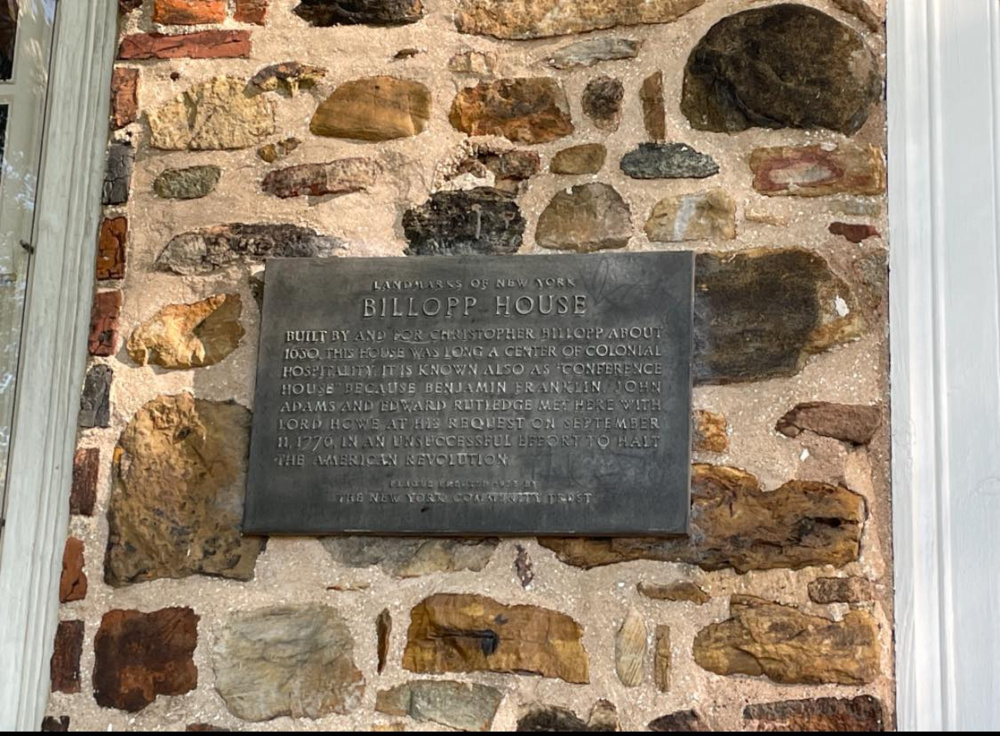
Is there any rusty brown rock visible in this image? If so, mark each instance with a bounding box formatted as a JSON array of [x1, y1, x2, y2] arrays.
[[450, 78, 573, 144], [744, 695, 885, 731], [97, 217, 127, 280], [128, 294, 244, 369], [235, 0, 269, 24], [105, 393, 262, 586], [638, 581, 710, 605], [654, 625, 670, 693], [110, 68, 139, 129], [830, 221, 880, 243], [456, 0, 705, 39], [517, 701, 619, 732], [377, 609, 392, 674], [694, 595, 880, 685], [262, 159, 379, 198], [89, 291, 122, 357], [751, 144, 886, 197], [311, 76, 430, 141], [93, 607, 199, 712], [776, 402, 882, 445], [615, 608, 646, 687], [808, 576, 873, 604], [60, 537, 88, 603], [693, 410, 728, 453], [257, 137, 301, 163], [693, 249, 864, 385], [119, 31, 251, 60], [648, 710, 709, 732], [540, 464, 866, 572], [71, 448, 99, 516], [641, 71, 666, 141], [153, 0, 226, 25], [51, 621, 84, 694], [403, 593, 588, 683]]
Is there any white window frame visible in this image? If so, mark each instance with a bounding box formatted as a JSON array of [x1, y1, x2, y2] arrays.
[[0, 0, 116, 730], [889, 0, 1000, 730]]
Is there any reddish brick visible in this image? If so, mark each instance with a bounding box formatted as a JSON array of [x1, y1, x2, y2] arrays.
[[829, 221, 880, 243], [88, 291, 122, 357], [154, 0, 226, 25], [71, 448, 99, 516], [60, 538, 88, 603], [110, 68, 139, 130], [51, 621, 84, 694], [97, 217, 127, 280], [118, 31, 251, 61], [234, 0, 269, 25], [93, 608, 199, 712]]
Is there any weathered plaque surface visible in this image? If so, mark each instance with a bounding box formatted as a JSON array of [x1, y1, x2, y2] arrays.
[[244, 253, 694, 536]]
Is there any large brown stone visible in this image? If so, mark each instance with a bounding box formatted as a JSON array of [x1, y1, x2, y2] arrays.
[[539, 464, 866, 572], [694, 596, 880, 685], [582, 76, 623, 132], [403, 593, 589, 683], [262, 158, 379, 198], [751, 144, 886, 197], [128, 294, 244, 370], [376, 680, 503, 731], [456, 0, 705, 39], [323, 537, 498, 577], [119, 31, 251, 60], [104, 393, 262, 586], [536, 183, 631, 252], [743, 695, 885, 732], [518, 702, 619, 732], [213, 605, 364, 721], [450, 78, 573, 144], [641, 72, 666, 141], [150, 77, 275, 150], [776, 402, 883, 445], [60, 537, 88, 603], [693, 249, 864, 384], [682, 5, 881, 135], [311, 77, 430, 141], [51, 621, 84, 694], [550, 144, 606, 175], [93, 608, 199, 712]]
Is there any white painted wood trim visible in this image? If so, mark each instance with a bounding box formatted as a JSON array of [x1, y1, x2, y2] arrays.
[[890, 0, 1000, 730], [0, 0, 117, 730]]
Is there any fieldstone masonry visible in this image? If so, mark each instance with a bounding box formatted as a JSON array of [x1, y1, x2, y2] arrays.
[[54, 0, 892, 730]]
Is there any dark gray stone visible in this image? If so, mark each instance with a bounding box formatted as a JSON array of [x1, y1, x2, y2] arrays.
[[79, 365, 112, 429], [294, 0, 424, 26], [155, 223, 346, 275], [546, 37, 642, 70], [682, 4, 881, 135], [403, 188, 525, 256], [102, 142, 134, 206], [620, 143, 719, 180]]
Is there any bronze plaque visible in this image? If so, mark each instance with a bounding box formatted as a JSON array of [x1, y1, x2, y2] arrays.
[[244, 253, 694, 536]]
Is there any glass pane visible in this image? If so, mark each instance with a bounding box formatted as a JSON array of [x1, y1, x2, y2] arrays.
[[0, 1, 15, 81]]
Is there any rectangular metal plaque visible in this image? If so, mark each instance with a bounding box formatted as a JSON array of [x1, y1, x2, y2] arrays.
[[244, 253, 694, 536]]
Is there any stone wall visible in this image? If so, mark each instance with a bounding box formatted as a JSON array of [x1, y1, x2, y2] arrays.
[[46, 0, 893, 731]]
